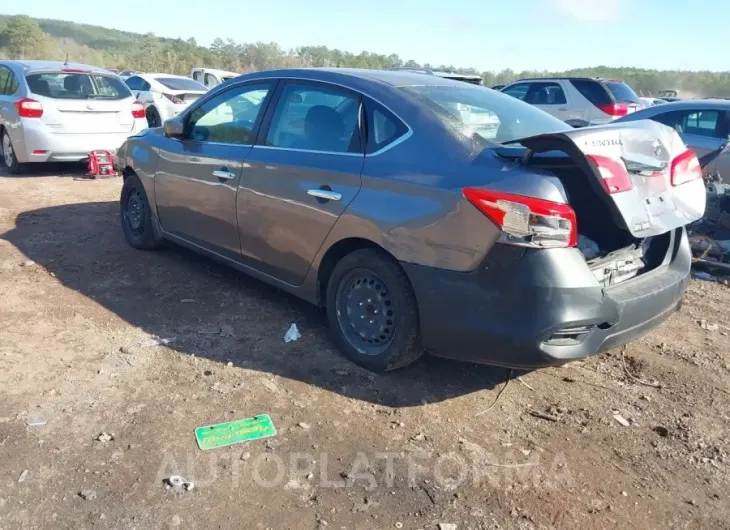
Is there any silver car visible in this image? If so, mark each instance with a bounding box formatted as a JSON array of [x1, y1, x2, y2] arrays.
[[0, 60, 148, 174], [616, 99, 730, 177]]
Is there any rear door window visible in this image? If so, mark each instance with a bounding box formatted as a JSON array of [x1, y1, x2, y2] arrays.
[[6, 72, 18, 94], [525, 82, 567, 105], [569, 79, 612, 106], [502, 83, 530, 101], [264, 82, 362, 154], [654, 109, 725, 138], [26, 72, 131, 100], [364, 100, 408, 154], [0, 66, 11, 94], [204, 73, 220, 87]]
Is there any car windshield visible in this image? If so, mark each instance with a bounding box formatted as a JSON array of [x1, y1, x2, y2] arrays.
[[155, 77, 207, 91], [400, 84, 570, 145], [26, 72, 131, 100], [605, 81, 641, 104]]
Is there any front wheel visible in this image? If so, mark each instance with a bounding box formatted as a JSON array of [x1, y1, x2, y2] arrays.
[[326, 248, 424, 372], [120, 173, 163, 250], [1, 130, 24, 175]]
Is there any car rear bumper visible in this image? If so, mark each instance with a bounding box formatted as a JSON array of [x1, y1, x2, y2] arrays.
[[403, 228, 690, 369], [14, 121, 147, 163]]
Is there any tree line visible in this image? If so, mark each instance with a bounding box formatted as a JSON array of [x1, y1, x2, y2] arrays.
[[1, 14, 729, 97]]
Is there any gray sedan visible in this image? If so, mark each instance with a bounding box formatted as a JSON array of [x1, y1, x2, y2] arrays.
[[117, 68, 705, 372], [616, 99, 730, 177]]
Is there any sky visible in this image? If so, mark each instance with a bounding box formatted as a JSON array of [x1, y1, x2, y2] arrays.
[[5, 0, 730, 72]]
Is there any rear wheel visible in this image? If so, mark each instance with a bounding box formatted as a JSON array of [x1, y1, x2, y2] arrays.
[[326, 248, 423, 372], [120, 173, 163, 250], [1, 130, 24, 175], [146, 107, 162, 128]]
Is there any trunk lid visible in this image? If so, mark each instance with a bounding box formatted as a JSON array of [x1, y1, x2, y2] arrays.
[[176, 92, 203, 104], [40, 97, 135, 134], [519, 120, 706, 238]]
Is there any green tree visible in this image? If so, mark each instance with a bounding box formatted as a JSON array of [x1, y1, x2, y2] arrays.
[[1, 15, 49, 58]]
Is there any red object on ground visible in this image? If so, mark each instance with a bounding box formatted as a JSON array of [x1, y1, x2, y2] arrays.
[[86, 150, 117, 178]]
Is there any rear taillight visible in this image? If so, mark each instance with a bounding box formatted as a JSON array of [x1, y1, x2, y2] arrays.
[[163, 93, 185, 105], [15, 98, 43, 118], [586, 154, 633, 194], [670, 149, 702, 187], [598, 103, 629, 117], [131, 101, 145, 119], [463, 188, 577, 248]]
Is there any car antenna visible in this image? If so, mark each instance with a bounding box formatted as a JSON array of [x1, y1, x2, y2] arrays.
[[64, 53, 69, 66]]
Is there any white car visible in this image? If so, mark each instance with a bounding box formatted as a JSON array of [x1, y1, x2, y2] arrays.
[[501, 77, 645, 127], [191, 67, 240, 89], [124, 73, 207, 127], [0, 60, 147, 174]]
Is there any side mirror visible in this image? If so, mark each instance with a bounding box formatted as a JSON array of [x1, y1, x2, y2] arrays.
[[163, 117, 184, 138]]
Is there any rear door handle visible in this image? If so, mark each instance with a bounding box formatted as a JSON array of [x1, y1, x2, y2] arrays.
[[307, 189, 342, 201], [213, 169, 236, 180]]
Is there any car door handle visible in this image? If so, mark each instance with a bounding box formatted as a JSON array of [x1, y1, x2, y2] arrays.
[[557, 107, 568, 111], [213, 169, 237, 180], [307, 189, 342, 201]]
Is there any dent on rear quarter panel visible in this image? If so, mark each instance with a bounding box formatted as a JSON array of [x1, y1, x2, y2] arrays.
[[314, 175, 501, 272]]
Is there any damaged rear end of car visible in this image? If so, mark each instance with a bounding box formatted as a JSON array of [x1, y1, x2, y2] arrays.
[[415, 120, 705, 368]]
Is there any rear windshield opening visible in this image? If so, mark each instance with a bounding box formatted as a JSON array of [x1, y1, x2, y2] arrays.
[[605, 82, 641, 104], [26, 72, 131, 100], [156, 77, 207, 91]]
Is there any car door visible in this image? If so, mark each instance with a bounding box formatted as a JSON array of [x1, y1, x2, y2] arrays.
[[0, 65, 14, 129], [524, 81, 571, 122], [236, 79, 365, 285], [653, 108, 728, 168], [153, 80, 276, 260]]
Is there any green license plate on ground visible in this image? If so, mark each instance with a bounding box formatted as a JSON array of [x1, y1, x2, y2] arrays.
[[195, 415, 276, 450]]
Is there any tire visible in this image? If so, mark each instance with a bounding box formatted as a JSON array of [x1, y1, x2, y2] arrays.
[[146, 107, 162, 128], [120, 173, 163, 250], [326, 248, 424, 372], [1, 130, 24, 175]]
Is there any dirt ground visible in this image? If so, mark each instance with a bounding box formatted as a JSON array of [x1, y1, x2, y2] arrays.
[[0, 165, 729, 530]]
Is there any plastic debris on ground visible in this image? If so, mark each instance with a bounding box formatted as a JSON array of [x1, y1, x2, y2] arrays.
[[284, 323, 301, 343], [166, 475, 194, 491], [195, 414, 276, 450]]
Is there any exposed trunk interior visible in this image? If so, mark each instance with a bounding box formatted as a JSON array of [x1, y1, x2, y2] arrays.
[[528, 156, 673, 287], [529, 156, 633, 252]]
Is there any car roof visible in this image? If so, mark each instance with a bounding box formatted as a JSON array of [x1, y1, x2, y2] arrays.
[[2, 60, 111, 74], [642, 99, 730, 110], [508, 77, 625, 84], [386, 68, 483, 81], [240, 67, 475, 88], [193, 67, 239, 76], [142, 73, 192, 80]]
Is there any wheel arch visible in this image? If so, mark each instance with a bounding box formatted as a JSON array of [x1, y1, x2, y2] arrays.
[[316, 237, 400, 306]]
